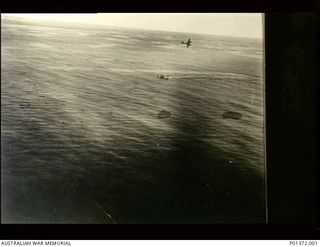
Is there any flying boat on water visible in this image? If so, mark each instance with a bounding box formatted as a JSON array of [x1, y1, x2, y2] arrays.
[[157, 74, 172, 80]]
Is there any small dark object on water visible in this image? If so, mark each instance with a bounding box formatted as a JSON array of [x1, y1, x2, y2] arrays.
[[222, 111, 242, 120], [20, 102, 31, 109], [157, 74, 171, 80], [157, 110, 171, 119]]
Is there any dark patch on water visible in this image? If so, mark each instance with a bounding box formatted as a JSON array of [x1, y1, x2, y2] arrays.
[[222, 111, 243, 120], [157, 110, 171, 119], [20, 102, 31, 109]]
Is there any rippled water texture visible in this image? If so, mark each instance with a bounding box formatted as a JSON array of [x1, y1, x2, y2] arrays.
[[1, 17, 265, 223]]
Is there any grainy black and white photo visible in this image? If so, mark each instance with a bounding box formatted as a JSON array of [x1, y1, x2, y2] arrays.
[[1, 13, 265, 223]]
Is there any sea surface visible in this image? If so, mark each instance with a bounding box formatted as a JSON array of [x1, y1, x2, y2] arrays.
[[1, 16, 265, 223]]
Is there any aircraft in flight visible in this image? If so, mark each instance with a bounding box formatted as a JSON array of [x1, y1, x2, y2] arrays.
[[181, 38, 192, 48]]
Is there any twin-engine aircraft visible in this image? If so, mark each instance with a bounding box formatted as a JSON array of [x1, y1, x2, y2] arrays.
[[181, 38, 192, 48]]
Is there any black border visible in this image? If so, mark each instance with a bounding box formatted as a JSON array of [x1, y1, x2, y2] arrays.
[[0, 0, 316, 13], [265, 13, 317, 225], [1, 0, 318, 240], [0, 225, 319, 240]]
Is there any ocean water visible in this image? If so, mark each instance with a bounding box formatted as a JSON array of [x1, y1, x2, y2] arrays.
[[1, 16, 265, 223]]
